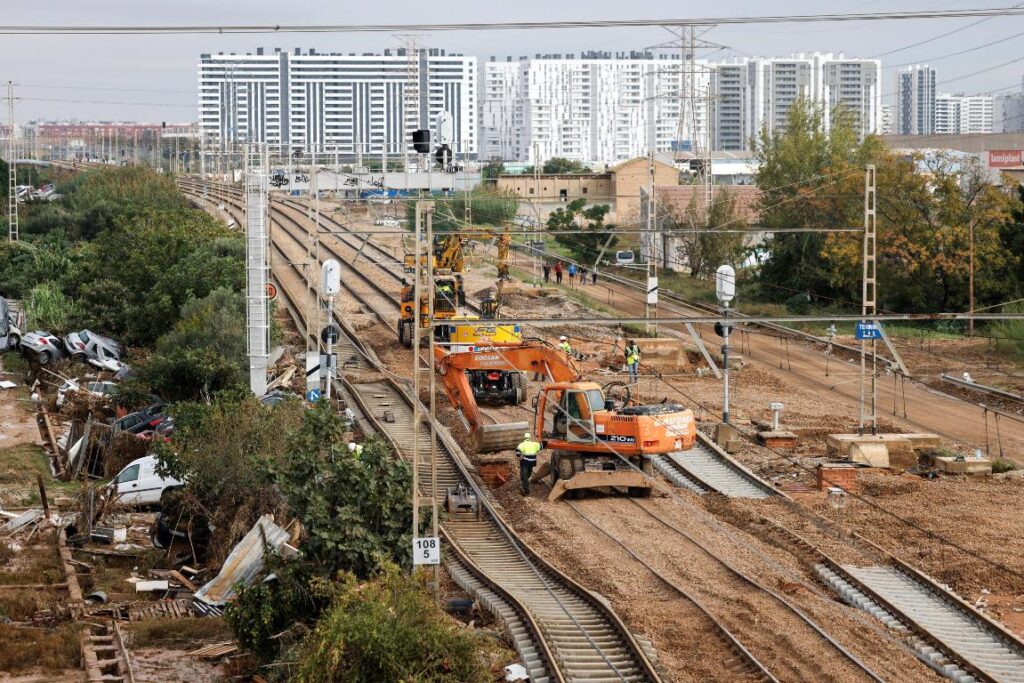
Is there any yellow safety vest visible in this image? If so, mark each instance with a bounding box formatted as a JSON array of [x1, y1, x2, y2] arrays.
[[559, 342, 572, 354], [517, 439, 541, 461], [626, 345, 640, 365]]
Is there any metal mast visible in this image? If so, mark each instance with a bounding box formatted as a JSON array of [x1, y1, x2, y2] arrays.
[[245, 143, 271, 396], [7, 81, 18, 242], [859, 165, 878, 434]]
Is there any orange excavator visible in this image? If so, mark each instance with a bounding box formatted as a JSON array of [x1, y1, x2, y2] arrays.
[[435, 342, 697, 501], [434, 340, 581, 452], [533, 382, 696, 501]]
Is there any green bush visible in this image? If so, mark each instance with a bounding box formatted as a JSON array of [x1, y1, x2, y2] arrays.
[[991, 303, 1024, 359], [293, 563, 492, 683], [24, 282, 82, 332], [276, 402, 413, 578]]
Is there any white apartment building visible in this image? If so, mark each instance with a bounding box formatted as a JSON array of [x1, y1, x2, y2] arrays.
[[711, 53, 880, 151], [481, 51, 706, 164], [935, 93, 994, 134], [995, 91, 1024, 133], [881, 104, 893, 135], [198, 48, 476, 156], [895, 65, 936, 135]]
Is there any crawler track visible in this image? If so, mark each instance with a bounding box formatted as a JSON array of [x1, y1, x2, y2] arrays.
[[178, 177, 663, 683]]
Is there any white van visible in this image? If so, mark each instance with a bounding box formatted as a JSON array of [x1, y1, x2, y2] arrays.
[[109, 455, 184, 507], [614, 250, 636, 266]]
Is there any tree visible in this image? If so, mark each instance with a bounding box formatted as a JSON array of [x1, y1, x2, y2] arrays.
[[481, 159, 505, 181], [542, 157, 590, 174], [407, 188, 517, 233], [139, 287, 248, 400], [998, 183, 1024, 294], [752, 99, 880, 302], [665, 187, 748, 279], [547, 198, 618, 263], [275, 402, 413, 578]]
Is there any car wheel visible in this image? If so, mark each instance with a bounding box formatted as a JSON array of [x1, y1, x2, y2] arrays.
[[36, 350, 51, 365], [72, 353, 86, 363]]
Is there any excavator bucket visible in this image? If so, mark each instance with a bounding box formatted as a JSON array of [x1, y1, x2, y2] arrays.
[[474, 421, 529, 453], [547, 470, 653, 502]]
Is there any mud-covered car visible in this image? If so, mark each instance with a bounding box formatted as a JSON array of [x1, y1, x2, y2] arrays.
[[64, 329, 123, 369], [20, 331, 66, 365]]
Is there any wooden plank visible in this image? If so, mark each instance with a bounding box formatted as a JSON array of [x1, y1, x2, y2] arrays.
[[168, 570, 197, 592]]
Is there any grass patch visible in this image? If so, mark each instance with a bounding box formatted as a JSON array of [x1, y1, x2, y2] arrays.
[[0, 531, 63, 586], [0, 443, 80, 506], [992, 458, 1017, 474], [0, 590, 56, 621], [1, 350, 28, 373], [0, 623, 80, 672], [128, 617, 234, 649]]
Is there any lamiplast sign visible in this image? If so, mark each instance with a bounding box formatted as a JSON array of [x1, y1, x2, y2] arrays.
[[987, 149, 1023, 168]]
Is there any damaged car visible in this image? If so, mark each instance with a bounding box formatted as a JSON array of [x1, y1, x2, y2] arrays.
[[64, 329, 124, 370], [20, 331, 67, 365]]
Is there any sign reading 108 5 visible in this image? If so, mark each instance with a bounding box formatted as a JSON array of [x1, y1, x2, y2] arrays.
[[413, 537, 441, 565]]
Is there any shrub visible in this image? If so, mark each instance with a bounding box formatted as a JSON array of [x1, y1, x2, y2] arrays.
[[293, 563, 492, 683]]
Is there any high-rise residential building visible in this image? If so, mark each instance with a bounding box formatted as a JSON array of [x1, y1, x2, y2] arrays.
[[895, 65, 936, 135], [881, 104, 893, 134], [198, 48, 476, 156], [481, 51, 705, 164], [994, 85, 1024, 133], [935, 93, 994, 134], [710, 53, 880, 151]]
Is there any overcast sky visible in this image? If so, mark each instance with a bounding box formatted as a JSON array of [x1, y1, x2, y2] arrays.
[[1, 0, 1020, 122]]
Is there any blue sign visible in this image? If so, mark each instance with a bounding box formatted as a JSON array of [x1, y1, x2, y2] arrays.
[[306, 388, 322, 402], [855, 322, 881, 340]]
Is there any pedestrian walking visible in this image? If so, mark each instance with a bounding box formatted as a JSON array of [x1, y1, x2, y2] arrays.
[[516, 431, 541, 495], [591, 268, 598, 285], [580, 266, 588, 285], [554, 261, 563, 284], [542, 262, 551, 283], [567, 262, 577, 285], [625, 339, 641, 384]]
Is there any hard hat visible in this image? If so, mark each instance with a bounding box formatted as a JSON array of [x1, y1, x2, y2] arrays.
[[348, 442, 356, 452], [559, 336, 567, 341], [523, 431, 531, 438]]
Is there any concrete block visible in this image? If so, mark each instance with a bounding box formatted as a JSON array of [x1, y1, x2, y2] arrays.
[[933, 456, 992, 475], [634, 338, 692, 373], [849, 442, 890, 468], [826, 433, 917, 458], [715, 423, 742, 453]]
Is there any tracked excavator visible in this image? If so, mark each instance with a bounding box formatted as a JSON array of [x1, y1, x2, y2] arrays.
[[436, 341, 697, 500], [434, 339, 581, 452]]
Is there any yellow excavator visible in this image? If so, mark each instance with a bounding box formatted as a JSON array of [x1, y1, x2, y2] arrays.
[[399, 229, 520, 349]]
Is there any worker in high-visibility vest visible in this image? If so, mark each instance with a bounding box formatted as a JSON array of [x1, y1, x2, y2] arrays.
[[625, 339, 641, 384], [516, 431, 541, 494], [558, 336, 572, 355], [347, 441, 364, 458]]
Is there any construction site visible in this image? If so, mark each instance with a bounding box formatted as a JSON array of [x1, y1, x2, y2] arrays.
[[3, 7, 1024, 683]]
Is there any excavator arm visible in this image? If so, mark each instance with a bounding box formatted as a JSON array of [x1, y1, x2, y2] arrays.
[[442, 342, 582, 382]]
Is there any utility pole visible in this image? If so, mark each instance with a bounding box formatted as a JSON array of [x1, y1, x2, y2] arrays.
[[859, 165, 878, 435], [245, 143, 270, 396], [645, 150, 658, 333], [968, 221, 975, 336], [6, 81, 18, 242]]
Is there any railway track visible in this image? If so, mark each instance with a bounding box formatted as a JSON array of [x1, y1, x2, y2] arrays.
[[179, 176, 1024, 682], [653, 434, 778, 499], [569, 497, 890, 683], [178, 177, 664, 683]]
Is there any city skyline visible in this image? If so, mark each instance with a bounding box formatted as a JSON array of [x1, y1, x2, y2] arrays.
[[0, 1, 1020, 121]]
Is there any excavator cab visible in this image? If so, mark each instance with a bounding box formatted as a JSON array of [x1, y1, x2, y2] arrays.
[[533, 381, 696, 501]]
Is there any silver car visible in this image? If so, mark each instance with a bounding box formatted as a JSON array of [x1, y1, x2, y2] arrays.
[[64, 330, 123, 368], [20, 331, 66, 365]]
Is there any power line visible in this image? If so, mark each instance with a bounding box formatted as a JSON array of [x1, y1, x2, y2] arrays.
[[883, 28, 1024, 69], [871, 2, 1024, 57], [0, 8, 1023, 35]]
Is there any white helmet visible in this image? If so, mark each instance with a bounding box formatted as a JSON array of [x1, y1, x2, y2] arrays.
[[523, 431, 531, 439], [348, 442, 357, 452], [559, 336, 567, 342]]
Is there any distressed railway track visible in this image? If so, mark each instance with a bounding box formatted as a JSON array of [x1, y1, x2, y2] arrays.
[[179, 176, 1024, 683], [178, 177, 664, 683]]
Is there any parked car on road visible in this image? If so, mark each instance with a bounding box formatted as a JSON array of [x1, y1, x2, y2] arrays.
[[20, 331, 67, 365], [64, 329, 123, 369], [108, 454, 184, 507]]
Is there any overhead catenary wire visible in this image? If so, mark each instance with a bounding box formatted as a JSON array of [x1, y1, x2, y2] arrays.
[[1, 8, 1023, 34]]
